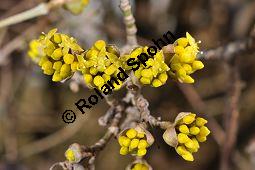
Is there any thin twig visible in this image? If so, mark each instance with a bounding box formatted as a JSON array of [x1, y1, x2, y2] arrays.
[[220, 62, 242, 170], [120, 0, 138, 47]]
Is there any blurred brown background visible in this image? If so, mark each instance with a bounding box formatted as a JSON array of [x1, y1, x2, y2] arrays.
[[0, 0, 255, 170]]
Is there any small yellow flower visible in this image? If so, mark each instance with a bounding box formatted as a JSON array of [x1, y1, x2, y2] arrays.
[[168, 32, 204, 84], [64, 143, 83, 163], [163, 112, 210, 162], [122, 46, 169, 87], [27, 28, 84, 82], [118, 125, 154, 157], [80, 40, 123, 90], [175, 113, 210, 161]]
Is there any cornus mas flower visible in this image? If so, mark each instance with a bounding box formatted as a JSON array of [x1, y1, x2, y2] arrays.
[[126, 160, 152, 170], [118, 125, 154, 157], [28, 28, 84, 82], [131, 163, 149, 170], [163, 112, 210, 161], [65, 143, 83, 163], [79, 40, 123, 90], [168, 32, 204, 83], [123, 46, 170, 87], [64, 0, 90, 15]]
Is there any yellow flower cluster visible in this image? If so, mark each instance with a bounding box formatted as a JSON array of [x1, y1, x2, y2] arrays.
[[64, 0, 89, 15], [79, 40, 123, 90], [118, 128, 149, 157], [168, 32, 204, 83], [131, 163, 149, 170], [28, 29, 84, 82], [64, 143, 83, 163], [175, 114, 210, 161], [123, 47, 170, 87]]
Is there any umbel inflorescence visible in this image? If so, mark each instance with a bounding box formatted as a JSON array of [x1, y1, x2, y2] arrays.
[[28, 28, 209, 169]]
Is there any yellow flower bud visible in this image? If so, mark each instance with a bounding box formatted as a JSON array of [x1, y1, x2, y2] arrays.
[[53, 34, 62, 43], [182, 75, 194, 84], [179, 125, 190, 134], [137, 149, 147, 157], [94, 40, 106, 50], [185, 139, 195, 149], [196, 117, 208, 127], [137, 133, 145, 138], [199, 126, 210, 137], [44, 46, 55, 56], [43, 69, 54, 75], [177, 38, 188, 47], [53, 61, 62, 70], [190, 126, 200, 135], [177, 133, 190, 143], [182, 64, 192, 74], [126, 128, 137, 139], [196, 135, 207, 142], [171, 63, 182, 71], [71, 62, 79, 71], [192, 138, 200, 149], [93, 76, 105, 87], [141, 69, 153, 78], [176, 145, 189, 155], [134, 69, 142, 78], [183, 115, 195, 124], [174, 45, 185, 54], [179, 52, 192, 63], [133, 163, 142, 170], [158, 73, 168, 83], [105, 64, 117, 75], [182, 152, 194, 161], [192, 60, 204, 70], [118, 136, 127, 146], [84, 74, 93, 84], [138, 140, 148, 149], [122, 138, 131, 147], [89, 67, 98, 75], [130, 139, 139, 149], [63, 54, 75, 64], [51, 48, 63, 60], [102, 74, 111, 81], [42, 60, 53, 70], [120, 146, 129, 155], [177, 68, 186, 78], [65, 149, 75, 162], [60, 64, 71, 73], [152, 79, 163, 87], [140, 77, 151, 85], [52, 72, 62, 82]]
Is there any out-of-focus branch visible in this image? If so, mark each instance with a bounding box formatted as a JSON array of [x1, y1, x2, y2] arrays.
[[200, 26, 255, 60], [0, 19, 48, 65], [19, 113, 89, 159], [0, 0, 72, 29], [220, 62, 242, 170]]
